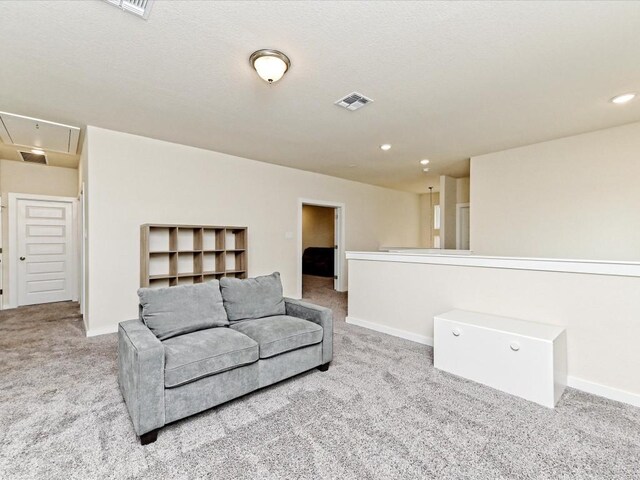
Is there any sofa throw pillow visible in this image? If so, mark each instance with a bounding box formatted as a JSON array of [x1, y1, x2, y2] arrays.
[[138, 281, 229, 340], [220, 272, 286, 322]]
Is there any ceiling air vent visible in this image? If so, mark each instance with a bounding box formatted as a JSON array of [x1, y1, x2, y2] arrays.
[[105, 0, 154, 19], [19, 151, 48, 165], [335, 92, 374, 111]]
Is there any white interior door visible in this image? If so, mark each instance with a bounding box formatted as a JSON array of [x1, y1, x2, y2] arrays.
[[17, 198, 74, 306]]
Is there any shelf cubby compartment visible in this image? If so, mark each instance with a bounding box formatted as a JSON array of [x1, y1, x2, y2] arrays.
[[148, 226, 170, 252], [148, 253, 171, 278], [203, 252, 225, 274], [178, 276, 196, 286], [225, 228, 246, 250], [177, 228, 195, 251], [149, 277, 173, 288], [203, 228, 225, 251]]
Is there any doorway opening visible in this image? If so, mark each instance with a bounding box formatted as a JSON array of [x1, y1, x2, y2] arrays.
[[297, 199, 345, 300], [7, 193, 78, 308]]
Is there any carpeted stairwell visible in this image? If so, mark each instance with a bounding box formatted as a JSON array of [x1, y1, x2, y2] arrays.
[[0, 279, 639, 479]]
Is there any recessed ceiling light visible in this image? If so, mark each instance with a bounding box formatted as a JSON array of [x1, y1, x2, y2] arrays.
[[420, 159, 430, 165], [380, 144, 391, 151], [31, 149, 45, 155], [611, 93, 636, 104], [423, 167, 430, 172]]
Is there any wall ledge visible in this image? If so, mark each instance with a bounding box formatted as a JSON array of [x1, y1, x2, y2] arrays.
[[347, 251, 640, 278]]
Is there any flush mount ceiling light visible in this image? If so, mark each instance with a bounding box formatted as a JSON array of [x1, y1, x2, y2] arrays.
[[610, 93, 636, 104], [380, 144, 392, 151], [250, 49, 291, 84], [423, 167, 430, 172], [420, 159, 430, 165]]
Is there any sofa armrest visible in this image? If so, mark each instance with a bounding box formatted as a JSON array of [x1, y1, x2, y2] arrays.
[[284, 298, 333, 364], [118, 319, 165, 436]]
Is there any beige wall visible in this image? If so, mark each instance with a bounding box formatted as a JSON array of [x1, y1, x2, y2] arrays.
[[471, 121, 640, 260], [418, 177, 469, 248], [348, 258, 640, 399], [456, 177, 470, 204], [84, 126, 420, 333], [418, 191, 440, 247], [302, 205, 334, 251], [0, 159, 78, 307], [439, 176, 457, 249]]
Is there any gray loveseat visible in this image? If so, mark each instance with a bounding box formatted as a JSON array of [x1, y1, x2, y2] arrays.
[[118, 272, 333, 445]]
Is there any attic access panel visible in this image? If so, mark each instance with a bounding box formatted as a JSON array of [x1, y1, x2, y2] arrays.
[[0, 111, 80, 154]]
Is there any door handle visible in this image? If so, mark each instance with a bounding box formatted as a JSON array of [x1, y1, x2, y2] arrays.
[[20, 256, 26, 261]]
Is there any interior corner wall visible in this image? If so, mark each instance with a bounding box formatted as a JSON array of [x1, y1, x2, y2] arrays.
[[78, 133, 89, 323], [456, 177, 470, 204], [0, 159, 79, 308], [439, 176, 457, 249], [470, 121, 640, 261], [83, 126, 421, 334], [418, 191, 440, 247]]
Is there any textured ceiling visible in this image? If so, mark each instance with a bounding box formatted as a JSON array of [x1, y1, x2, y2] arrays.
[[1, 1, 639, 192]]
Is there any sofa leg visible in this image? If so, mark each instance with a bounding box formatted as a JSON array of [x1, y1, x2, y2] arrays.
[[140, 428, 160, 445], [317, 363, 330, 372]]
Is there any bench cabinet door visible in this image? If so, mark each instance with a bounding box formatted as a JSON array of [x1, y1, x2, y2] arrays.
[[434, 317, 555, 407]]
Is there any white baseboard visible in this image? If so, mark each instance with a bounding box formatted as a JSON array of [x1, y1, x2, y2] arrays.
[[85, 325, 118, 337], [345, 315, 640, 408], [346, 316, 433, 346], [567, 376, 640, 408]]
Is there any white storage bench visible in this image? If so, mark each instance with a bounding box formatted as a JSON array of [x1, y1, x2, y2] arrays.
[[434, 310, 567, 408]]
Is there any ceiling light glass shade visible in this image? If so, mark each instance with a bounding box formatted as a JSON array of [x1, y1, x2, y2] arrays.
[[611, 93, 636, 104], [420, 159, 430, 165], [250, 49, 291, 83], [380, 144, 392, 151]]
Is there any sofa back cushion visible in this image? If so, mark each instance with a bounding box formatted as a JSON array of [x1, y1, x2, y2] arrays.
[[138, 281, 229, 340], [220, 272, 286, 322]]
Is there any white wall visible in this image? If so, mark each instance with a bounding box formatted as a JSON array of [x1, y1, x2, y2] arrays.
[[347, 257, 640, 403], [456, 177, 470, 204], [419, 191, 439, 247], [418, 177, 469, 248], [439, 176, 457, 249], [0, 159, 78, 307], [84, 126, 420, 334], [471, 121, 640, 260]]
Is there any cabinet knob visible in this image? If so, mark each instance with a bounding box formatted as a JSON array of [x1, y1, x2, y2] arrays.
[[20, 256, 26, 261], [510, 342, 520, 352], [452, 328, 461, 337]]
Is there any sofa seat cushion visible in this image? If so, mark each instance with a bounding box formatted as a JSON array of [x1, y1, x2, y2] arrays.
[[230, 315, 323, 359], [163, 327, 258, 388]]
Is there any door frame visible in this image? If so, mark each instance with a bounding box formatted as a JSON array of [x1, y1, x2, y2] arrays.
[[297, 198, 346, 299], [456, 202, 470, 250], [7, 192, 79, 309]]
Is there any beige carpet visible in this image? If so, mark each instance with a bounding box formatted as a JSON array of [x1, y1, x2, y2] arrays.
[[1, 286, 639, 479], [302, 274, 347, 321]]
